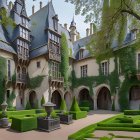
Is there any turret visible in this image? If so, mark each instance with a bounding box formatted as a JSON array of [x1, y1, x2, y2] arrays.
[[69, 16, 77, 43]]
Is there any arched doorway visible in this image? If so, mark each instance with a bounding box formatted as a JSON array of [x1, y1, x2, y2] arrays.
[[51, 90, 62, 109], [97, 87, 111, 110], [29, 91, 37, 109], [64, 92, 72, 110], [78, 89, 93, 110], [129, 86, 140, 110]]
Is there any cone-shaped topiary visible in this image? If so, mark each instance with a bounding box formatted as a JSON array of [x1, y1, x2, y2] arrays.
[[41, 95, 45, 107], [70, 96, 81, 112], [25, 101, 31, 110], [34, 99, 39, 109], [60, 99, 67, 112]]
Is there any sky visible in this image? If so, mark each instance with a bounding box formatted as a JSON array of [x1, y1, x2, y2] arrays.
[[8, 0, 89, 37]]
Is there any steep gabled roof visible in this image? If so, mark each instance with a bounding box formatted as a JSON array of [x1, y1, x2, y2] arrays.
[[0, 24, 16, 54]]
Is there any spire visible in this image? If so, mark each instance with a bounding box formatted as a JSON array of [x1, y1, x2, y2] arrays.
[[0, 0, 7, 9], [70, 14, 76, 28]]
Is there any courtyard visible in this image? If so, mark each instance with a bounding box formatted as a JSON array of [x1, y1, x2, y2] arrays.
[[0, 110, 118, 140]]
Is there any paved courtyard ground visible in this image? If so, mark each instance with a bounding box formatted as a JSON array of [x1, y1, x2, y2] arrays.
[[0, 110, 119, 140]]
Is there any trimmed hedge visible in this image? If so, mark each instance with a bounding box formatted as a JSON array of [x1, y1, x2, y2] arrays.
[[7, 110, 36, 118], [79, 100, 92, 109], [124, 110, 140, 115], [116, 117, 133, 123], [70, 111, 87, 120], [80, 107, 90, 112], [35, 109, 45, 114], [96, 126, 140, 132], [60, 99, 67, 112], [11, 116, 37, 132], [97, 123, 134, 128], [70, 97, 81, 112]]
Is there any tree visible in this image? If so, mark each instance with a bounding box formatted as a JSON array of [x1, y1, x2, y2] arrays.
[[65, 0, 140, 61], [0, 8, 15, 29]]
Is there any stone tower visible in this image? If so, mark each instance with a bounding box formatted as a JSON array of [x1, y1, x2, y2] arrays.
[[69, 16, 77, 43]]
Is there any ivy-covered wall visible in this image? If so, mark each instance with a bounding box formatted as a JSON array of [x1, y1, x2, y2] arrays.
[[71, 57, 120, 96], [60, 33, 69, 88], [71, 42, 140, 111], [0, 56, 7, 104], [27, 75, 45, 89]]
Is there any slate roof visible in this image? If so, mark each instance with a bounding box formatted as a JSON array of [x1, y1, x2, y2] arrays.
[[0, 24, 16, 54], [73, 35, 93, 60], [29, 1, 73, 59], [73, 30, 136, 61]]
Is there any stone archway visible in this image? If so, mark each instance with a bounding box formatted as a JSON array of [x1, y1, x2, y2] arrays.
[[64, 92, 72, 110], [129, 86, 140, 110], [51, 90, 62, 109], [29, 91, 37, 109], [97, 87, 111, 110], [78, 88, 93, 110]]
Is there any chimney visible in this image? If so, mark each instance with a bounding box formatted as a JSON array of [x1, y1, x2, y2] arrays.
[[32, 5, 35, 14], [90, 23, 93, 35], [40, 1, 42, 9], [86, 28, 90, 37], [76, 32, 80, 40], [64, 23, 67, 30]]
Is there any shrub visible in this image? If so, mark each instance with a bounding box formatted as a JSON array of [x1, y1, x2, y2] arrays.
[[7, 110, 36, 118], [96, 126, 140, 132], [11, 116, 37, 132], [124, 110, 140, 115], [25, 101, 31, 110], [60, 99, 67, 112], [79, 100, 92, 109], [41, 95, 45, 107], [80, 107, 90, 112], [97, 123, 134, 128], [34, 100, 39, 109], [70, 97, 81, 112], [116, 117, 133, 123], [35, 109, 45, 114], [70, 111, 87, 120]]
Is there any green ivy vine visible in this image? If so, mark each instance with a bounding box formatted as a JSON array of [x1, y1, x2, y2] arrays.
[[60, 33, 69, 88], [71, 41, 140, 111], [71, 56, 120, 96], [27, 75, 45, 89], [0, 56, 7, 104]]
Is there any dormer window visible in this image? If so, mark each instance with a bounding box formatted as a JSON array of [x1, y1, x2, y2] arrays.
[[53, 15, 59, 31], [79, 50, 84, 59]]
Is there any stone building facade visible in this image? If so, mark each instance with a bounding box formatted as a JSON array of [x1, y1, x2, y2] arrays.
[[0, 0, 140, 111]]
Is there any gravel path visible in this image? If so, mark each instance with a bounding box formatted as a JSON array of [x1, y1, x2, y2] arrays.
[[0, 110, 119, 140]]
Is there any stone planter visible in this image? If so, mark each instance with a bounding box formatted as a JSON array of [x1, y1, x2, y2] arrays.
[[58, 114, 73, 125], [37, 117, 60, 132], [1, 118, 9, 128]]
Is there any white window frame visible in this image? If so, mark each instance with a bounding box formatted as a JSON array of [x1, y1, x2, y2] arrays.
[[81, 65, 88, 78], [101, 61, 109, 76]]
